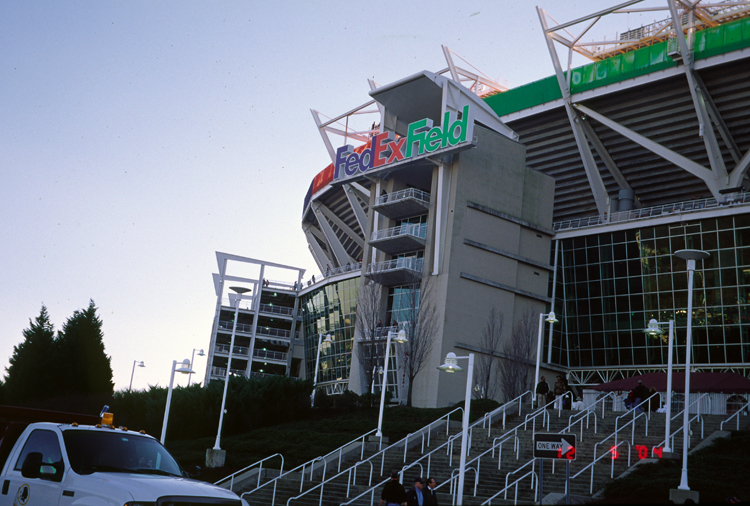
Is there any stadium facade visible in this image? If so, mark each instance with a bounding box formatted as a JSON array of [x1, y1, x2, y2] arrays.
[[206, 1, 750, 408]]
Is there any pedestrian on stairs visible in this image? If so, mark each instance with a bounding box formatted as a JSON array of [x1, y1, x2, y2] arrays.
[[405, 477, 425, 506], [536, 376, 550, 408], [426, 477, 438, 505], [380, 471, 407, 506]]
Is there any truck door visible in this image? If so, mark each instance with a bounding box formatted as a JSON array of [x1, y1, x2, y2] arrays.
[[2, 429, 62, 506]]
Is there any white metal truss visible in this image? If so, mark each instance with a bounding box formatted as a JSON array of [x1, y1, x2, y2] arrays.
[[538, 0, 750, 209], [568, 365, 750, 386], [311, 202, 357, 267]]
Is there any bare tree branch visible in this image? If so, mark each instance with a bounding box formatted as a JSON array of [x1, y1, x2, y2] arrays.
[[354, 281, 387, 393], [498, 310, 536, 402], [394, 272, 438, 407], [476, 306, 504, 400]]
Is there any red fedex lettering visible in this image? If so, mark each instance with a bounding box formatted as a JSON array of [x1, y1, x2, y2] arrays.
[[386, 137, 406, 163]]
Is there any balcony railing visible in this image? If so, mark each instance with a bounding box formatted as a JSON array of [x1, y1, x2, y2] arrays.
[[258, 303, 295, 317], [215, 344, 250, 356], [374, 187, 430, 207], [211, 366, 247, 378], [218, 320, 253, 334], [366, 257, 423, 286], [253, 349, 288, 362], [324, 261, 362, 278], [553, 194, 750, 232], [255, 327, 291, 339], [371, 223, 427, 242]]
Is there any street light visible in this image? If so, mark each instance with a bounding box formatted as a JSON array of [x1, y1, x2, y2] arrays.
[[643, 319, 675, 452], [129, 360, 145, 391], [214, 286, 251, 451], [160, 358, 194, 444], [311, 333, 333, 406], [438, 351, 474, 506], [376, 329, 407, 439], [534, 312, 558, 408], [674, 249, 709, 493], [188, 349, 205, 386]]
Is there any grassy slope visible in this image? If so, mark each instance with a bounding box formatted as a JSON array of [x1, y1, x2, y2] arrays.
[[599, 430, 750, 504]]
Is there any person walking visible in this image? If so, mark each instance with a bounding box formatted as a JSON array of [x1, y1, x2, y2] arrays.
[[405, 477, 425, 506], [554, 376, 565, 409], [536, 376, 550, 408], [380, 471, 407, 506], [425, 477, 438, 505]]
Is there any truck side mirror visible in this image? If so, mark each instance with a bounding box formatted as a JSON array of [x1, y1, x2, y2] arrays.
[[21, 452, 42, 479]]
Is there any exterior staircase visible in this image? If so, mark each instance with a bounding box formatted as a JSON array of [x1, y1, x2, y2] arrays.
[[224, 402, 750, 505]]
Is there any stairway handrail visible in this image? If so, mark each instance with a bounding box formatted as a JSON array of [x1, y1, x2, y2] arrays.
[[559, 392, 617, 441], [571, 439, 632, 495], [613, 391, 660, 446], [239, 429, 375, 503], [288, 407, 463, 506], [651, 412, 703, 458], [481, 461, 537, 505], [214, 452, 283, 491], [649, 392, 710, 456], [721, 398, 750, 431]]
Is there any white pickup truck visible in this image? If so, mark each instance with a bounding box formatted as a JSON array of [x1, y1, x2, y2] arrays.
[[0, 406, 246, 506]]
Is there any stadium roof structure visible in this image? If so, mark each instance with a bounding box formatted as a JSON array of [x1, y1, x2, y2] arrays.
[[301, 0, 750, 273]]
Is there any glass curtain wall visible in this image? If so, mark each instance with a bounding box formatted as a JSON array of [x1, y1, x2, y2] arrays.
[[548, 215, 750, 369], [300, 277, 359, 384]]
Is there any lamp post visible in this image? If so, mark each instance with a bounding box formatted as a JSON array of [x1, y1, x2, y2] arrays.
[[371, 366, 383, 395], [643, 319, 675, 452], [214, 286, 251, 452], [376, 329, 407, 439], [311, 333, 333, 406], [160, 358, 194, 444], [438, 351, 474, 506], [674, 249, 709, 492], [534, 312, 558, 408], [188, 349, 205, 386], [129, 360, 145, 391]]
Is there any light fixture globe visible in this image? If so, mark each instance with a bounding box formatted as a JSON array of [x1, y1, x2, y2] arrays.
[[545, 311, 559, 323], [437, 352, 463, 373], [643, 319, 664, 336], [176, 359, 195, 374], [394, 329, 408, 343]]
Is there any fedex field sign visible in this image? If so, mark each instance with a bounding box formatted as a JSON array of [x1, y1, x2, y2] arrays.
[[333, 105, 473, 182]]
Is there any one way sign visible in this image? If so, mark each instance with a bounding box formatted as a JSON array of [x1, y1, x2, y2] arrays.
[[533, 433, 576, 460]]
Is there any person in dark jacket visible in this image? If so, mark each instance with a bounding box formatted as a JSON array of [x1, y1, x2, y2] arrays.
[[633, 380, 651, 411], [380, 471, 407, 506], [425, 477, 438, 505], [405, 477, 426, 506], [536, 376, 550, 408]]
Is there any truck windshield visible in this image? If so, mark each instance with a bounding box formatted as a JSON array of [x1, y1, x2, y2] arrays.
[[63, 430, 183, 477]]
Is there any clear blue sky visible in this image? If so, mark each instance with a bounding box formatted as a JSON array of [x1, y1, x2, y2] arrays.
[[1, 1, 659, 391]]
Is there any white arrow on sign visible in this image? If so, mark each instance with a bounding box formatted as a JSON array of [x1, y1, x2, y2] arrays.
[[559, 436, 575, 456]]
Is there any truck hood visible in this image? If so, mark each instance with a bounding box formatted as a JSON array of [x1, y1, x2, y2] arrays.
[[73, 472, 240, 501]]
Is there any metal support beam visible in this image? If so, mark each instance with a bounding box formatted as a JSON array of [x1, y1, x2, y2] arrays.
[[730, 148, 750, 188], [574, 103, 722, 198], [343, 183, 368, 232], [303, 223, 332, 271], [538, 7, 610, 215], [311, 204, 355, 267], [315, 201, 364, 250], [311, 109, 336, 163]]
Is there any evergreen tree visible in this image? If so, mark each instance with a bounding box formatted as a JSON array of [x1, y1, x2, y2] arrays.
[[5, 305, 57, 404], [56, 300, 114, 396]]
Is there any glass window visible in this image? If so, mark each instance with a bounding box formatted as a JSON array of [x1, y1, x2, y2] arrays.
[[14, 429, 63, 480]]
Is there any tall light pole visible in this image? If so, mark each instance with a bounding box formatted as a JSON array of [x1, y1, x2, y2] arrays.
[[188, 349, 205, 386], [674, 249, 709, 492], [129, 360, 145, 391], [438, 351, 474, 506], [643, 319, 675, 452], [160, 358, 194, 444], [534, 312, 558, 408], [214, 286, 251, 451], [376, 329, 407, 438], [311, 333, 333, 406]]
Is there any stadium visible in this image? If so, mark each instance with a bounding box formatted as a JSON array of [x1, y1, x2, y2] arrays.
[[206, 0, 750, 409]]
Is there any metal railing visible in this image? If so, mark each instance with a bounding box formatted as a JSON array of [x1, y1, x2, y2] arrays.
[[215, 344, 250, 356], [218, 320, 253, 334], [370, 223, 427, 242], [553, 194, 750, 232], [650, 392, 709, 456], [211, 366, 246, 377], [241, 430, 377, 506], [374, 187, 431, 207], [215, 453, 283, 492], [256, 327, 291, 339], [253, 349, 287, 361], [366, 257, 424, 275], [259, 303, 295, 316], [721, 399, 750, 431], [613, 392, 660, 447], [324, 262, 362, 278]]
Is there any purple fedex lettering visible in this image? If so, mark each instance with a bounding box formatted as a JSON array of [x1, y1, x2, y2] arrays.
[[334, 145, 354, 180]]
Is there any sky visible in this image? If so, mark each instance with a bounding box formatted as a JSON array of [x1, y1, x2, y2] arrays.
[[1, 1, 661, 392]]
